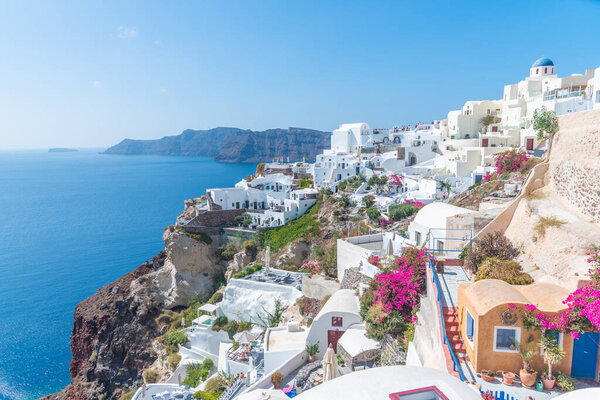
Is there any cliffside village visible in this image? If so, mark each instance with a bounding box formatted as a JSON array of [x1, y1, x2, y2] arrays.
[[132, 59, 600, 400]]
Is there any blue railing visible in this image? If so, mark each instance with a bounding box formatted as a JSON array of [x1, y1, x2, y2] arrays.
[[480, 389, 517, 400], [426, 248, 467, 382]]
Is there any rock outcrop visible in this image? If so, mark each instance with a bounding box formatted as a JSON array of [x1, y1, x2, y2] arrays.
[[42, 228, 223, 399], [274, 241, 311, 267], [103, 127, 331, 163]]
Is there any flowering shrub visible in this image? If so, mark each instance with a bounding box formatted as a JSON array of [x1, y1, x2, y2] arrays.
[[367, 255, 381, 267], [380, 218, 394, 228], [493, 148, 529, 175], [404, 199, 425, 210], [510, 252, 600, 338], [300, 261, 321, 274], [482, 172, 494, 182], [388, 174, 404, 187]]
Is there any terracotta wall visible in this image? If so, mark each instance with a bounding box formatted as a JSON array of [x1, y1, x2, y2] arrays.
[[458, 288, 572, 375]]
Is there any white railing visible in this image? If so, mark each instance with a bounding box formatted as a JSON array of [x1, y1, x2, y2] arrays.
[[217, 376, 244, 400]]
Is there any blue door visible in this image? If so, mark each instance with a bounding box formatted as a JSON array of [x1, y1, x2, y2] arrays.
[[571, 332, 599, 379]]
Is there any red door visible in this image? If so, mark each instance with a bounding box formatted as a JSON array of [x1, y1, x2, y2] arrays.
[[481, 138, 488, 147], [327, 330, 345, 352], [526, 138, 534, 151]]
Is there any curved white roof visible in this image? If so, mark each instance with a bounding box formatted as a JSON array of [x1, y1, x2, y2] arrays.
[[294, 366, 481, 399], [413, 202, 473, 228], [337, 122, 369, 131], [337, 325, 379, 358], [315, 289, 359, 319]]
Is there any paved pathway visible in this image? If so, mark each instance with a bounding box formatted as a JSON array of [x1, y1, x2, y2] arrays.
[[438, 264, 471, 308]]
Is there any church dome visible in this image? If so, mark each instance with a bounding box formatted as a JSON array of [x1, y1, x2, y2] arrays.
[[532, 57, 554, 68]]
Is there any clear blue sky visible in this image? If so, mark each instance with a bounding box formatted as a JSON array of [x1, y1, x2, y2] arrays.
[[1, 0, 599, 149]]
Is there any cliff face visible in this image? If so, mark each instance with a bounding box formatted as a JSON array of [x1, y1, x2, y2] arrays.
[[102, 127, 330, 162], [42, 228, 223, 400]]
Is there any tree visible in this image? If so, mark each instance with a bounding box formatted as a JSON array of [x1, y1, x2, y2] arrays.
[[362, 195, 375, 208], [539, 334, 565, 380], [533, 107, 559, 158], [366, 206, 381, 222], [368, 175, 388, 194], [480, 114, 501, 134]]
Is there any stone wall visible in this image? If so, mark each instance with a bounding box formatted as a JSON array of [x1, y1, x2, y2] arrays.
[[549, 109, 600, 222], [340, 267, 372, 290], [185, 209, 246, 229]]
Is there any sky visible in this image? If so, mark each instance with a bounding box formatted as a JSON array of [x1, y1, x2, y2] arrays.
[[0, 0, 599, 149]]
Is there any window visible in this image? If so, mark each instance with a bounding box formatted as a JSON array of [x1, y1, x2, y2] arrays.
[[436, 240, 444, 253], [415, 232, 421, 245], [494, 326, 520, 353], [536, 68, 539, 74], [465, 309, 475, 347], [389, 386, 450, 400], [544, 67, 547, 74], [541, 329, 563, 355], [332, 316, 343, 327]]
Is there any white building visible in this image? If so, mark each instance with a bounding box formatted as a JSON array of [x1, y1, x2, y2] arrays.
[[313, 153, 363, 187], [305, 289, 362, 358], [408, 202, 474, 250]]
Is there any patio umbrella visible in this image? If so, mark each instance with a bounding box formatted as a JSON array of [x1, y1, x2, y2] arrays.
[[386, 238, 394, 257], [322, 344, 340, 382], [234, 330, 254, 344]]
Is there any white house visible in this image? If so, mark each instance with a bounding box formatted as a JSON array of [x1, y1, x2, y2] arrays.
[[408, 202, 474, 251], [305, 289, 362, 358], [313, 153, 362, 187]]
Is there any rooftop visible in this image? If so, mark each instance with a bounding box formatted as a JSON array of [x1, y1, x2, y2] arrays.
[[413, 202, 473, 228], [242, 268, 305, 289], [532, 57, 554, 67], [316, 289, 359, 318], [267, 326, 308, 353]]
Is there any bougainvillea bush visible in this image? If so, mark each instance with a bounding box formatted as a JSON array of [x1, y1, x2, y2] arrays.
[[380, 217, 394, 228], [360, 246, 429, 340], [367, 255, 381, 268], [300, 261, 321, 275], [510, 251, 600, 338], [493, 148, 529, 175]]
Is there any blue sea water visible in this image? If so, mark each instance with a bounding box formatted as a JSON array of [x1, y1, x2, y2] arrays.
[[0, 150, 256, 400]]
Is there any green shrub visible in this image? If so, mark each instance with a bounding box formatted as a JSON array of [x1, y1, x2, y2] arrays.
[[182, 363, 207, 387], [362, 195, 375, 208], [214, 316, 228, 326], [168, 353, 181, 370], [208, 291, 223, 304], [226, 320, 239, 340], [320, 247, 337, 277], [278, 264, 299, 272], [174, 226, 212, 244], [242, 240, 258, 257], [300, 178, 313, 188], [216, 242, 239, 261], [475, 257, 533, 285], [142, 369, 159, 384], [202, 358, 214, 370], [165, 328, 188, 350], [557, 372, 576, 391], [193, 391, 218, 400], [118, 391, 135, 400], [465, 232, 519, 273], [204, 375, 228, 396], [388, 203, 418, 221], [366, 207, 381, 222]]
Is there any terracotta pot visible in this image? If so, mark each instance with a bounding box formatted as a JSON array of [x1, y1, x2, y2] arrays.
[[520, 369, 537, 388], [542, 376, 556, 390], [308, 355, 315, 363], [481, 371, 495, 382], [502, 371, 515, 385], [274, 382, 281, 389]]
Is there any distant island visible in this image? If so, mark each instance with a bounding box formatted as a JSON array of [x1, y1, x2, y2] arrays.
[[102, 127, 331, 163], [48, 148, 78, 152]]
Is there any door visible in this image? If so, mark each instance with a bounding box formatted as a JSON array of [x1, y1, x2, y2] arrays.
[[481, 138, 488, 147], [327, 330, 345, 352], [526, 138, 534, 151], [571, 332, 599, 379]]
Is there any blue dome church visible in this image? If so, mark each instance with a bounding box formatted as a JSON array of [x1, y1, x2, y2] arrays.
[[530, 57, 555, 78]]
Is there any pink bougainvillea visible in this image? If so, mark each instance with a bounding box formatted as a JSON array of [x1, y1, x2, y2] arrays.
[[371, 247, 428, 323], [510, 253, 600, 337], [300, 261, 320, 274], [404, 199, 425, 210], [380, 218, 394, 228], [367, 255, 381, 267], [388, 174, 404, 187], [493, 148, 529, 175]]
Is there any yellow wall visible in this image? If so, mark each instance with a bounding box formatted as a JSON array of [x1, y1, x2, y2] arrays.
[[457, 288, 572, 375]]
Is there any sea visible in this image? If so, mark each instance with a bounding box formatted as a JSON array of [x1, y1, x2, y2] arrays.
[[0, 149, 257, 400]]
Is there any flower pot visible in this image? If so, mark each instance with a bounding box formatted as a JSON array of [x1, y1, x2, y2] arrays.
[[274, 382, 281, 389], [520, 369, 537, 388], [502, 371, 515, 386], [542, 376, 556, 390], [308, 355, 315, 363], [481, 371, 495, 382], [536, 378, 544, 392]]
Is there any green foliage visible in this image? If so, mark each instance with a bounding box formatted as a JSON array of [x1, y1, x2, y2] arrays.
[[336, 353, 345, 365], [183, 363, 210, 387], [255, 163, 266, 176], [319, 247, 337, 277], [208, 291, 223, 305], [214, 316, 228, 326], [320, 187, 333, 197], [366, 206, 381, 222], [254, 200, 322, 252], [362, 195, 375, 208], [165, 328, 188, 352], [204, 373, 233, 396], [338, 194, 351, 208], [278, 264, 299, 272], [215, 242, 239, 261], [242, 240, 258, 256], [515, 334, 537, 371], [203, 358, 214, 370], [193, 391, 218, 400], [533, 107, 559, 141], [540, 333, 565, 378], [305, 342, 320, 356], [480, 114, 501, 132], [271, 372, 284, 384], [475, 257, 533, 285], [465, 232, 519, 273], [226, 320, 239, 340], [231, 264, 262, 279], [142, 369, 159, 384], [388, 203, 418, 221], [300, 178, 313, 188], [174, 226, 213, 244], [118, 391, 135, 400], [256, 298, 288, 329], [557, 372, 576, 391]]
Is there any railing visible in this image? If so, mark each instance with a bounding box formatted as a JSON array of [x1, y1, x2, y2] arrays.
[[217, 376, 244, 400], [425, 245, 467, 382]]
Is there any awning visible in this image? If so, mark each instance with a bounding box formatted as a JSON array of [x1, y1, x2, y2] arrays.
[[198, 303, 218, 314]]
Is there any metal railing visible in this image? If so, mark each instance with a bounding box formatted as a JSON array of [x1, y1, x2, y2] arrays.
[[217, 376, 244, 400]]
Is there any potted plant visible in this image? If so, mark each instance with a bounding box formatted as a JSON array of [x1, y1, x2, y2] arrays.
[[539, 334, 565, 390], [305, 342, 319, 363], [517, 335, 538, 388], [480, 370, 495, 382], [271, 371, 284, 389], [557, 372, 576, 392]]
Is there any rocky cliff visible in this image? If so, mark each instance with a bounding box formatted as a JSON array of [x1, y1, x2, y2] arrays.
[[103, 127, 330, 162], [41, 227, 223, 400]]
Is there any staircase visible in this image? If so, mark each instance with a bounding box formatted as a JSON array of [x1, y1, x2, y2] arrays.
[[443, 307, 468, 378]]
